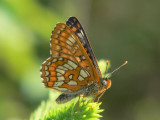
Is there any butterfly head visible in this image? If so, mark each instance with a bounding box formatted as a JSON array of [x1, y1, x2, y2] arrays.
[[101, 60, 128, 90], [102, 78, 112, 90]]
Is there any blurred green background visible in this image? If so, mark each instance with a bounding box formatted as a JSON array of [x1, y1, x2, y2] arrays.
[[0, 0, 160, 120]]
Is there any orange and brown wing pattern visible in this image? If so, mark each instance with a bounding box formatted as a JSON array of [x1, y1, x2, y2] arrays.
[[50, 23, 77, 63], [40, 57, 92, 92], [50, 23, 99, 81]]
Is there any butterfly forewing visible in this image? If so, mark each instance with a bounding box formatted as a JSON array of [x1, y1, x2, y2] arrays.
[[50, 23, 99, 79], [50, 23, 77, 63], [66, 17, 102, 79]]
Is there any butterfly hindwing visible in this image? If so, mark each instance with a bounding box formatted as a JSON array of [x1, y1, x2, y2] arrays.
[[40, 57, 93, 92]]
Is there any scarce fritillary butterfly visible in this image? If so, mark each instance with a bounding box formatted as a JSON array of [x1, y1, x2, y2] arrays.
[[40, 17, 125, 104]]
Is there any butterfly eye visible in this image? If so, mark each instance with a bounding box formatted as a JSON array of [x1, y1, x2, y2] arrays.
[[102, 80, 107, 86]]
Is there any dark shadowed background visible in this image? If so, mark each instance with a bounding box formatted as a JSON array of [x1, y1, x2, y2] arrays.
[[0, 0, 160, 120]]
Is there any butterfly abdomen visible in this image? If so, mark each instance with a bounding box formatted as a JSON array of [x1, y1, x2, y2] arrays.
[[56, 93, 79, 104]]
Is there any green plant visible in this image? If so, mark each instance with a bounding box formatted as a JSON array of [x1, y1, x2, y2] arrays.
[[30, 91, 103, 120]]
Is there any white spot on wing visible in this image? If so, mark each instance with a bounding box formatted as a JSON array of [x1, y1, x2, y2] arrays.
[[56, 69, 65, 74], [66, 40, 73, 46], [50, 42, 52, 47], [78, 75, 84, 81], [52, 59, 57, 62], [41, 78, 44, 81], [45, 71, 49, 76], [57, 76, 65, 81], [60, 27, 65, 31], [47, 57, 51, 60], [80, 69, 88, 78], [53, 86, 71, 92], [67, 80, 77, 85], [57, 73, 62, 76], [67, 60, 78, 69], [40, 71, 42, 76], [45, 66, 48, 70], [77, 33, 83, 39], [71, 34, 76, 39], [61, 25, 65, 29], [42, 60, 46, 64], [40, 66, 42, 70], [85, 70, 90, 76], [82, 56, 86, 60], [53, 81, 64, 86], [50, 50, 52, 55], [63, 64, 73, 70], [68, 75, 73, 79], [47, 61, 51, 65], [57, 30, 60, 34], [58, 58, 63, 61], [68, 36, 76, 43], [57, 66, 68, 71], [73, 18, 76, 22]]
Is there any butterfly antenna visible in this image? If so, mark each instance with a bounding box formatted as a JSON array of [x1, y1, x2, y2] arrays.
[[107, 61, 128, 78]]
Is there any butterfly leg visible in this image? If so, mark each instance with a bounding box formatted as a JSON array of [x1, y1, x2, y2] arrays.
[[92, 93, 99, 102], [97, 89, 107, 103], [80, 94, 85, 102], [75, 94, 86, 112], [75, 95, 81, 112]]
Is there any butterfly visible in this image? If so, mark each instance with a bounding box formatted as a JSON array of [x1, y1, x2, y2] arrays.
[[40, 17, 112, 104]]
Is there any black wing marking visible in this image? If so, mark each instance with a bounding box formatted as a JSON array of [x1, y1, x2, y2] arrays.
[[66, 17, 102, 79]]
